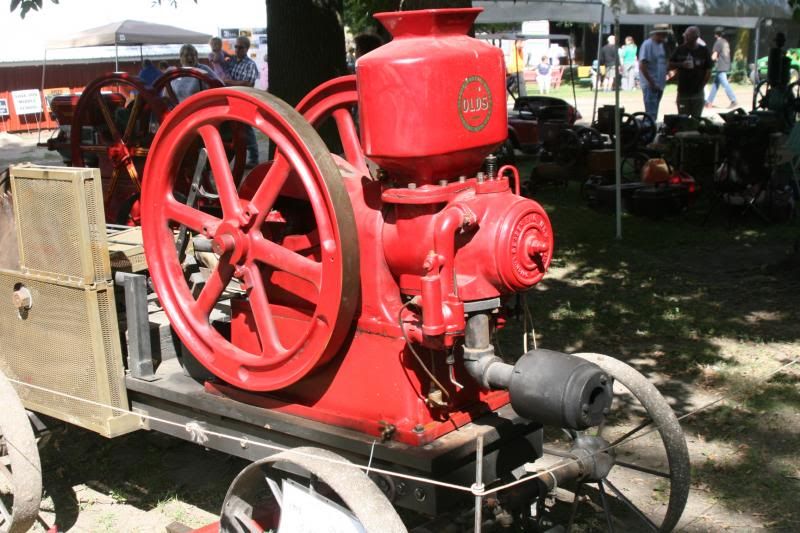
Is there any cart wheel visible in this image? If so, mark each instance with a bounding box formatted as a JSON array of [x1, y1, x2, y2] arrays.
[[546, 353, 690, 532], [220, 446, 406, 533], [753, 80, 770, 111], [141, 87, 359, 391], [0, 370, 42, 533], [70, 73, 167, 221]]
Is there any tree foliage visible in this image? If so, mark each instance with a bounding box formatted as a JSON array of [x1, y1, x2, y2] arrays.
[[344, 0, 471, 34], [9, 0, 197, 18], [10, 0, 58, 18]]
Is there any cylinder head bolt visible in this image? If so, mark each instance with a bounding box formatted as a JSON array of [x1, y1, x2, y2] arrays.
[[508, 349, 612, 430]]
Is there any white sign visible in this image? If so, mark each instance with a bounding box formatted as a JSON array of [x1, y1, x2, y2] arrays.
[[11, 89, 42, 115], [278, 479, 365, 533], [0, 99, 8, 117]]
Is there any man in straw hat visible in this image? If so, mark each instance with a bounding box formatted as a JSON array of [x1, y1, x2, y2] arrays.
[[638, 23, 671, 120]]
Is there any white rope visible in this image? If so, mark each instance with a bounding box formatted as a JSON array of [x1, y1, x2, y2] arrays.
[[7, 356, 798, 498], [6, 378, 472, 494], [366, 440, 377, 476]]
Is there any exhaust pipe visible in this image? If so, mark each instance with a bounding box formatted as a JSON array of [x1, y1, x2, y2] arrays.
[[462, 313, 612, 430]]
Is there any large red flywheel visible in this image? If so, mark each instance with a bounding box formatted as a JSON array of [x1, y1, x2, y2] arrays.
[[141, 87, 359, 391]]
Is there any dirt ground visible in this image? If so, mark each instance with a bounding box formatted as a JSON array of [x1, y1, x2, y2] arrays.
[[2, 86, 799, 532]]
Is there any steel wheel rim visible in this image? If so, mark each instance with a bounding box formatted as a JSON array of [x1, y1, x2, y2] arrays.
[[141, 87, 359, 391], [557, 353, 690, 532], [0, 371, 42, 533]]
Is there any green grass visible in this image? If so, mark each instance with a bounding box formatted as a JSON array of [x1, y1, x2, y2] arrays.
[[502, 170, 800, 527]]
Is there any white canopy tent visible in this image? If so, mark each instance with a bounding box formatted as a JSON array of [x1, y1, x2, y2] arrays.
[[46, 19, 212, 71]]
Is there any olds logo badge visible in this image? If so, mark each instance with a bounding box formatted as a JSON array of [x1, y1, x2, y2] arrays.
[[458, 76, 492, 132]]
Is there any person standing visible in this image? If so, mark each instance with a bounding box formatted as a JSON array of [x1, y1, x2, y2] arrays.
[[536, 56, 552, 94], [639, 24, 671, 120], [705, 27, 738, 109], [599, 35, 618, 92], [620, 36, 638, 90], [224, 36, 260, 167], [169, 44, 221, 103], [137, 59, 162, 87], [506, 39, 528, 97], [669, 26, 711, 118], [208, 36, 230, 80]]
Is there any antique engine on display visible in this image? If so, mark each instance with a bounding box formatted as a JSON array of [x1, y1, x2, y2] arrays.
[[132, 7, 688, 530], [143, 7, 609, 444]]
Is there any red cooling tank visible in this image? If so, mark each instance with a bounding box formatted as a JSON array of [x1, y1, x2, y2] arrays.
[[357, 8, 507, 183]]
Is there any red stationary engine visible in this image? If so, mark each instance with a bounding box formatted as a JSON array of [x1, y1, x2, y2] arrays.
[[140, 8, 610, 446]]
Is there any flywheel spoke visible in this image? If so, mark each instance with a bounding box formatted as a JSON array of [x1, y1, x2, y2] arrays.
[[123, 94, 143, 144], [604, 479, 659, 532], [123, 160, 141, 191], [165, 197, 221, 235], [250, 234, 322, 289], [332, 108, 366, 172], [250, 155, 291, 224], [246, 267, 286, 355], [199, 124, 242, 220], [194, 261, 235, 317], [96, 93, 122, 141], [105, 167, 120, 206]]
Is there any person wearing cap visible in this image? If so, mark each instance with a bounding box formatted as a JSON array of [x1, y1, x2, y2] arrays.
[[669, 26, 711, 118], [638, 24, 671, 120], [705, 27, 738, 109]]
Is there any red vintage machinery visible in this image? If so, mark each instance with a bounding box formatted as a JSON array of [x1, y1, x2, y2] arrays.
[[1, 8, 690, 533], [136, 8, 689, 530], [44, 68, 244, 224]]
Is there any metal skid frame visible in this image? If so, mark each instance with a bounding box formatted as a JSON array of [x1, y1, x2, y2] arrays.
[[117, 274, 543, 516]]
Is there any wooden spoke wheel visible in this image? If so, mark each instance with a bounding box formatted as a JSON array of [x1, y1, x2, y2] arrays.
[[141, 87, 359, 391], [70, 73, 166, 221], [544, 353, 690, 532], [220, 447, 406, 532], [0, 371, 42, 533]]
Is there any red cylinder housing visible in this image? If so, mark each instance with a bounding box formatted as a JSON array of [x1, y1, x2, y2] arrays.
[[357, 8, 507, 183]]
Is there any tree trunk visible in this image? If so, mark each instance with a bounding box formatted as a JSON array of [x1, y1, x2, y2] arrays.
[[266, 0, 347, 107]]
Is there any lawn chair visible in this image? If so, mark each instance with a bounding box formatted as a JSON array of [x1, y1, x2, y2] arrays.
[[550, 67, 564, 90]]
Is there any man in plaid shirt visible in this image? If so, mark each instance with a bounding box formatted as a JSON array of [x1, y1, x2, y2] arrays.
[[225, 36, 260, 166]]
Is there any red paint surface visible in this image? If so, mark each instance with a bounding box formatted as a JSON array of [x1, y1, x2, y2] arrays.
[[357, 8, 507, 183]]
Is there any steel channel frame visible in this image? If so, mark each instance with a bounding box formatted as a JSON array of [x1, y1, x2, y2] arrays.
[[126, 358, 543, 516]]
